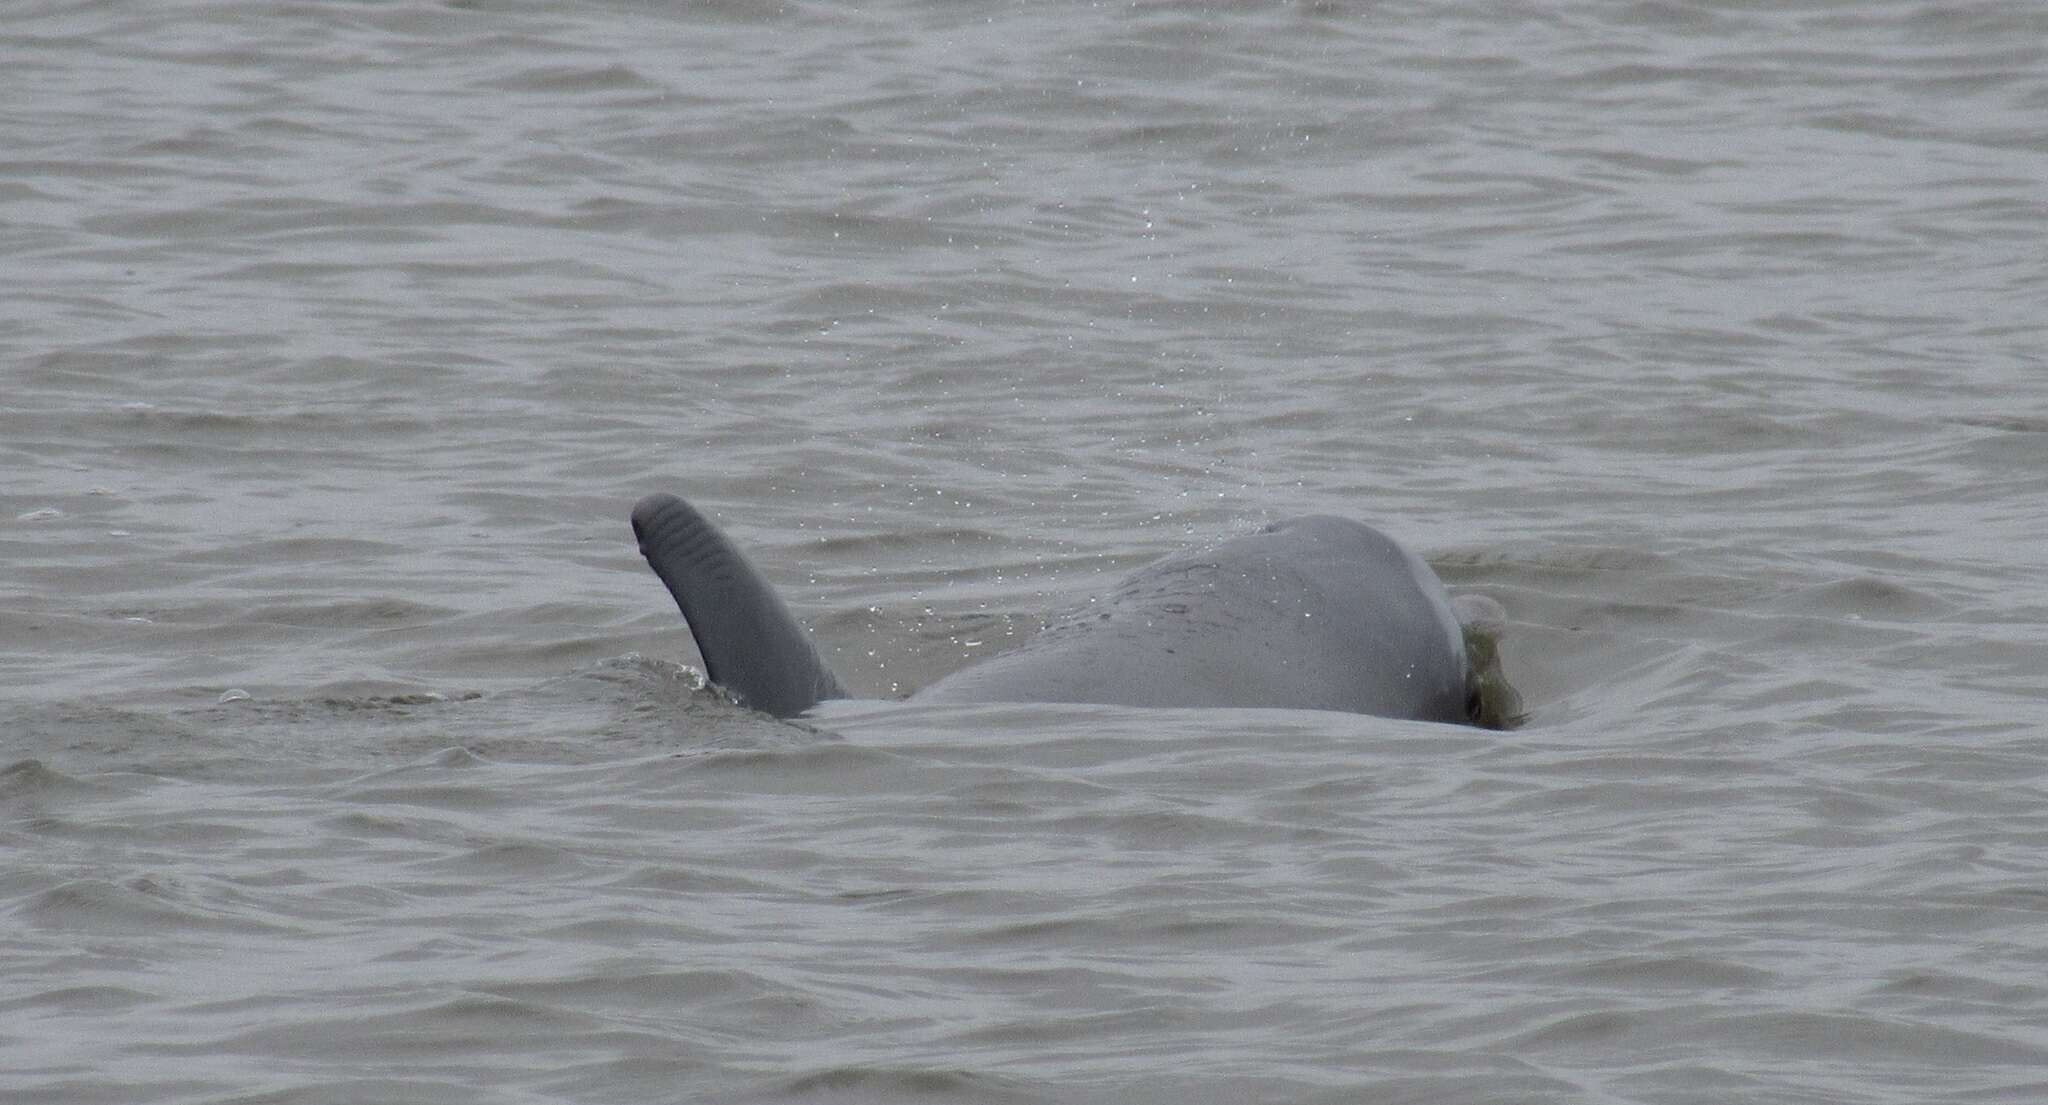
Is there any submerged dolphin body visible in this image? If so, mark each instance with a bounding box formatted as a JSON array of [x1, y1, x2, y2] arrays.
[[630, 492, 1518, 727]]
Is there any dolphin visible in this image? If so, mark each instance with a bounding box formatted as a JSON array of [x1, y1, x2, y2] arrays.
[[630, 492, 1522, 728]]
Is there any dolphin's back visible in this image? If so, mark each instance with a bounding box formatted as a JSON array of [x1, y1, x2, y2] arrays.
[[631, 493, 846, 717], [632, 495, 1478, 725], [915, 515, 1471, 721]]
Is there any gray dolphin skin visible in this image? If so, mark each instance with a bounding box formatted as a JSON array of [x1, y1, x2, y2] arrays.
[[630, 493, 846, 718], [631, 492, 1516, 727]]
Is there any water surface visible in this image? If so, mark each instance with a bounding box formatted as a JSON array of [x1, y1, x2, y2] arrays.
[[4, 1, 2046, 1102]]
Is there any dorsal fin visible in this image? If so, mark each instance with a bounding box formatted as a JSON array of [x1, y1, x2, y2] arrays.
[[631, 493, 847, 717]]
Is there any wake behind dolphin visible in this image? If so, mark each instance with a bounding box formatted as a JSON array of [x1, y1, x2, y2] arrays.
[[631, 492, 1521, 728]]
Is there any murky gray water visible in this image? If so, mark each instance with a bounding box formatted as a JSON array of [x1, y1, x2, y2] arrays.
[[4, 1, 2046, 1101]]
